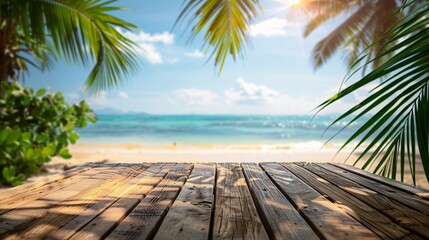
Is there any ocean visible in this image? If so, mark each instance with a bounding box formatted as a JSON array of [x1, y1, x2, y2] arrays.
[[77, 114, 367, 147]]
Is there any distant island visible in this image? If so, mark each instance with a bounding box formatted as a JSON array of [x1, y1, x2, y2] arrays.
[[94, 108, 149, 115]]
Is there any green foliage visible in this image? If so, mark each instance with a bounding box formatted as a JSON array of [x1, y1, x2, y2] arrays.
[[294, 0, 403, 69], [176, 0, 415, 73], [0, 82, 96, 186], [318, 0, 429, 184], [0, 0, 138, 93], [177, 0, 262, 73]]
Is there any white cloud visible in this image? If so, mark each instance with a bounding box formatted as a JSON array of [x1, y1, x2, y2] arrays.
[[116, 28, 175, 64], [137, 43, 163, 64], [67, 93, 80, 100], [250, 17, 301, 38], [224, 78, 278, 105], [118, 91, 129, 99], [118, 29, 174, 45], [250, 17, 287, 37], [86, 91, 109, 107], [176, 88, 218, 106], [185, 50, 205, 58]]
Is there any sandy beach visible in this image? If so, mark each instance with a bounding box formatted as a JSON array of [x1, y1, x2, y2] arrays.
[[27, 141, 429, 190]]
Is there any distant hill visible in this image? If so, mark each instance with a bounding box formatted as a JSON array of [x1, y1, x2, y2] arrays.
[[94, 108, 149, 115]]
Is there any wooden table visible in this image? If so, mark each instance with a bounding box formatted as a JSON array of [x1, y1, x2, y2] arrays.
[[0, 162, 428, 239]]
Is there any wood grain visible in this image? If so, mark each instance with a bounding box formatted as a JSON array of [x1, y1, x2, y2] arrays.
[[154, 163, 216, 240], [5, 164, 148, 240], [0, 163, 102, 215], [329, 163, 429, 200], [0, 164, 121, 237], [260, 162, 379, 240], [0, 162, 98, 203], [0, 162, 426, 239], [242, 163, 318, 240], [283, 163, 420, 240], [106, 163, 193, 240], [308, 163, 429, 237], [212, 163, 268, 240], [320, 164, 429, 213], [65, 163, 173, 240]]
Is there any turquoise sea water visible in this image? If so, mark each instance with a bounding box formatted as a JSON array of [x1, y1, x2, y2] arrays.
[[77, 114, 367, 146]]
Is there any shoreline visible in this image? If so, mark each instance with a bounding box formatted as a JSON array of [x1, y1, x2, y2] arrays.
[[24, 141, 429, 190], [72, 140, 347, 151]]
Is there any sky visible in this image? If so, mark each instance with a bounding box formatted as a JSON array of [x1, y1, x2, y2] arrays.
[[25, 0, 366, 115]]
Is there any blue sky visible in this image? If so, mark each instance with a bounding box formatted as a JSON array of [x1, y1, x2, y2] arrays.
[[25, 0, 365, 114]]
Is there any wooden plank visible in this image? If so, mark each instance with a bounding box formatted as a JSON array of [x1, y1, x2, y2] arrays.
[[105, 163, 193, 240], [0, 164, 121, 237], [0, 163, 102, 215], [0, 162, 99, 202], [241, 163, 318, 240], [305, 163, 429, 238], [330, 163, 429, 200], [3, 164, 148, 240], [282, 163, 420, 240], [154, 163, 216, 240], [0, 161, 427, 240], [260, 163, 379, 240], [211, 163, 268, 240], [319, 164, 429, 215], [61, 163, 172, 240]]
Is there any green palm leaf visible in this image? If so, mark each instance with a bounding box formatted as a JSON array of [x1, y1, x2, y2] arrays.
[[296, 0, 401, 70], [319, 0, 429, 184], [309, 1, 374, 67], [0, 0, 138, 93], [177, 0, 261, 73]]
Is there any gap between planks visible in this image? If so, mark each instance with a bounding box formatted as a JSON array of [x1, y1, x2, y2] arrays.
[[1, 162, 428, 240]]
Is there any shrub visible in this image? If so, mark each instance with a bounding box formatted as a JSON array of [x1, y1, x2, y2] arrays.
[[0, 81, 96, 186]]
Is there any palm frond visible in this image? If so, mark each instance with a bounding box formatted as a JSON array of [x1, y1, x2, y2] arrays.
[[319, 0, 429, 183], [296, 0, 402, 70], [177, 0, 261, 73], [0, 0, 139, 93], [297, 0, 366, 37], [310, 1, 374, 67]]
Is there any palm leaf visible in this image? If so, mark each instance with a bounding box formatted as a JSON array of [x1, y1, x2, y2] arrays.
[[297, 0, 367, 37], [310, 1, 373, 67], [0, 0, 138, 93], [296, 0, 402, 70], [319, 0, 429, 183], [177, 0, 261, 73]]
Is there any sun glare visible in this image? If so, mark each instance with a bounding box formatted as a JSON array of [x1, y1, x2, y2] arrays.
[[290, 0, 301, 6], [269, 0, 303, 16]]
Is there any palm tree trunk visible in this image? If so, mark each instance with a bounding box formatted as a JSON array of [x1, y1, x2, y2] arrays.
[[0, 24, 18, 95]]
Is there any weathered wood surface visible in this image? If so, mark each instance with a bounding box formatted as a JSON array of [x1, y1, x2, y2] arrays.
[[0, 162, 99, 202], [304, 163, 429, 238], [0, 162, 428, 240], [260, 163, 379, 240], [331, 163, 429, 200], [319, 164, 429, 215], [0, 163, 103, 215], [212, 163, 268, 240], [154, 163, 215, 240], [106, 163, 193, 240], [0, 164, 122, 237], [283, 163, 421, 240], [3, 164, 147, 240], [242, 163, 318, 240], [55, 163, 169, 240]]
